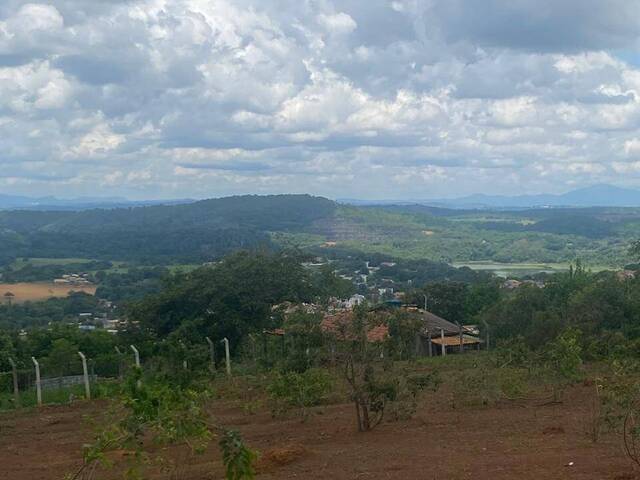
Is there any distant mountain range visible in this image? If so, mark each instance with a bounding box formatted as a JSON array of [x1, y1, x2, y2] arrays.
[[5, 183, 640, 211], [341, 184, 640, 209], [0, 194, 192, 210]]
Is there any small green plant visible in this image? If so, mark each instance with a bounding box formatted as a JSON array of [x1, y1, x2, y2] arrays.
[[68, 368, 213, 479], [219, 429, 258, 480], [267, 368, 332, 420], [589, 360, 640, 444], [547, 329, 583, 381], [242, 398, 264, 416], [450, 362, 497, 408], [387, 372, 440, 421], [495, 336, 532, 368]]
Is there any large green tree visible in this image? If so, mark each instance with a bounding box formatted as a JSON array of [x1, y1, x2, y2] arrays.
[[129, 251, 341, 350]]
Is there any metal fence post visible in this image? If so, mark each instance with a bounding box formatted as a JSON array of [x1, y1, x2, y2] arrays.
[[8, 357, 19, 407], [205, 337, 215, 373], [482, 319, 490, 351], [222, 338, 231, 376], [114, 346, 124, 379], [130, 345, 140, 368], [178, 340, 188, 370], [78, 352, 91, 400], [456, 322, 464, 354], [31, 357, 42, 407]]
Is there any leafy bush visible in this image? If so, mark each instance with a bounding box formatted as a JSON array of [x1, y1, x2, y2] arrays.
[[387, 372, 441, 421], [267, 368, 332, 419], [547, 329, 583, 382], [68, 368, 213, 479], [495, 336, 532, 368], [589, 360, 640, 443], [219, 429, 258, 480]]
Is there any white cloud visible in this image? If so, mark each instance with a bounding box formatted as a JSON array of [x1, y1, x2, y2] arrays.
[[1, 0, 640, 199], [317, 13, 357, 35], [72, 124, 125, 157], [11, 4, 64, 32]]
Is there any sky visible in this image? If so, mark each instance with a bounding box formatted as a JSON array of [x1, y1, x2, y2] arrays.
[[3, 1, 640, 200]]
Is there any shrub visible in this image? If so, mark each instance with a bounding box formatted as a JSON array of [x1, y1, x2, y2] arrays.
[[69, 369, 213, 479], [495, 336, 532, 368], [547, 329, 583, 383], [219, 429, 258, 480], [387, 372, 441, 421], [267, 368, 332, 419]]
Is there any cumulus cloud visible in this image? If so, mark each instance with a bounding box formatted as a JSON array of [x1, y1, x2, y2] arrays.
[[2, 0, 640, 199]]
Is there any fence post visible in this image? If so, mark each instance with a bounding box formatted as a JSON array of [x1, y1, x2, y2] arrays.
[[8, 357, 19, 407], [222, 338, 231, 376], [78, 352, 91, 400], [114, 346, 124, 379], [31, 357, 42, 407], [130, 345, 140, 368], [440, 328, 446, 356], [205, 337, 215, 373], [482, 319, 490, 351], [178, 340, 188, 370], [456, 322, 464, 354]]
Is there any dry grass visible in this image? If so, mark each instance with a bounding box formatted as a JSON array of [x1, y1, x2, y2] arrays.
[[0, 282, 96, 303]]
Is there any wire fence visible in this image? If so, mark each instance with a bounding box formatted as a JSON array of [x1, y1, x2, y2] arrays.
[[0, 327, 429, 410], [0, 353, 128, 410], [0, 341, 225, 410]]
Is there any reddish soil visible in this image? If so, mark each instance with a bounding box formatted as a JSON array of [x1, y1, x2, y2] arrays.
[[0, 383, 636, 480]]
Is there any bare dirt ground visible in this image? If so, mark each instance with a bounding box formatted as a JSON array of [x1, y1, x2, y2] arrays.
[[0, 282, 96, 303], [0, 383, 636, 480]]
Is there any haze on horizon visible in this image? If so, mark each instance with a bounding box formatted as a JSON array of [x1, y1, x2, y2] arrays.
[[3, 0, 640, 201]]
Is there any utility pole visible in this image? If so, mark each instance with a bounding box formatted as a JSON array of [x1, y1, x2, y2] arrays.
[[440, 328, 446, 356], [423, 294, 428, 311]]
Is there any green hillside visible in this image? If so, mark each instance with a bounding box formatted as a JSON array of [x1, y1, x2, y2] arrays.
[[0, 195, 638, 268]]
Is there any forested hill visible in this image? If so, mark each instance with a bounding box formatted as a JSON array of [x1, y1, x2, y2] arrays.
[[2, 193, 640, 267], [0, 195, 336, 263]]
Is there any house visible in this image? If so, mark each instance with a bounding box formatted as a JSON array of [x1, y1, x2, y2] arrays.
[[3, 291, 15, 305], [346, 294, 366, 309], [366, 303, 481, 355], [418, 311, 481, 356], [617, 270, 637, 281], [501, 279, 522, 290]]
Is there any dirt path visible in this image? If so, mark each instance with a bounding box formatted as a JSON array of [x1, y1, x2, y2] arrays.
[[0, 384, 635, 479]]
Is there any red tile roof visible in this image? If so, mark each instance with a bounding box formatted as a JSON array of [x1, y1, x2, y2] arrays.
[[321, 311, 389, 343], [366, 324, 389, 343]]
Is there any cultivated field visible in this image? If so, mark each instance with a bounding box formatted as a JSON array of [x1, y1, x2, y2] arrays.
[[0, 282, 96, 303], [0, 378, 634, 480]]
